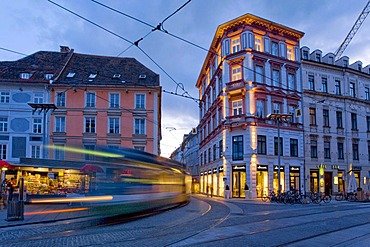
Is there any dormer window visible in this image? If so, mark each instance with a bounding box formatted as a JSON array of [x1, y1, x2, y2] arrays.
[[44, 74, 54, 80], [20, 73, 31, 79], [302, 50, 308, 60], [343, 60, 348, 67], [89, 73, 97, 79], [358, 64, 362, 71], [315, 53, 321, 62], [66, 72, 75, 78], [113, 74, 121, 78]]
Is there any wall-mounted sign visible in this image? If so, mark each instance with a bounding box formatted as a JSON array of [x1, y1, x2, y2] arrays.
[[274, 166, 284, 171], [290, 166, 300, 171], [352, 166, 361, 171], [218, 166, 224, 172], [232, 165, 246, 171], [316, 164, 326, 169], [332, 165, 340, 169], [257, 165, 268, 171], [213, 168, 217, 173]]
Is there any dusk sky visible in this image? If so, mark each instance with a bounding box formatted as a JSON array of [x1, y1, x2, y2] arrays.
[[1, 0, 370, 157]]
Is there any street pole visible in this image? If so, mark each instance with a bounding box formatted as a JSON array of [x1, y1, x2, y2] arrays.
[[277, 117, 281, 193], [267, 113, 292, 194]]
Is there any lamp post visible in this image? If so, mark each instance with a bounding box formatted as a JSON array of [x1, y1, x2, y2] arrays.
[[267, 113, 292, 193]]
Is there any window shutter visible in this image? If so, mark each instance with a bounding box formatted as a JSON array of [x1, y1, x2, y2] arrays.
[[222, 38, 230, 56], [294, 46, 300, 61], [279, 42, 286, 58], [248, 32, 254, 49], [264, 37, 270, 53], [241, 32, 248, 49]]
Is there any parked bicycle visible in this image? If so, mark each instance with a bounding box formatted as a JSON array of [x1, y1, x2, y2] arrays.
[[335, 191, 357, 202], [311, 191, 331, 204]]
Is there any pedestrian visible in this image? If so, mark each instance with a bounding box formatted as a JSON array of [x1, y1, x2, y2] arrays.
[[206, 184, 209, 197], [210, 185, 213, 197], [7, 177, 15, 201], [225, 184, 230, 199]]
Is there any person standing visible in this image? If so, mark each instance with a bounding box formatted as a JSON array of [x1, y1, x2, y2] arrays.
[[7, 177, 15, 201]]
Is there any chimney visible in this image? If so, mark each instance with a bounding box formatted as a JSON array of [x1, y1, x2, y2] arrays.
[[60, 46, 71, 53]]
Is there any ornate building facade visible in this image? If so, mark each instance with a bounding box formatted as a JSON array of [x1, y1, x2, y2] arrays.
[[196, 14, 305, 198]]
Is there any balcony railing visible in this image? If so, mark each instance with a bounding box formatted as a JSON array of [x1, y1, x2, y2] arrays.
[[226, 79, 245, 92]]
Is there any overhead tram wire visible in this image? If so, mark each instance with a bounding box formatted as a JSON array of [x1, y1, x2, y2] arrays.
[[49, 0, 197, 104], [88, 0, 302, 95]]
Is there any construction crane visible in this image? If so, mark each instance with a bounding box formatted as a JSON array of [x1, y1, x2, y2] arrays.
[[334, 0, 370, 60]]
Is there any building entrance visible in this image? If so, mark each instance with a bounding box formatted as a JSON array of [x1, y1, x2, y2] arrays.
[[232, 165, 246, 198]]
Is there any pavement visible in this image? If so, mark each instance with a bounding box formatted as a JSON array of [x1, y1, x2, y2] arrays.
[[0, 194, 368, 229]]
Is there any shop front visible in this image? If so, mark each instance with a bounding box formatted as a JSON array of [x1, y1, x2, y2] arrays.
[[256, 165, 268, 198], [273, 165, 285, 193], [289, 166, 300, 192], [232, 165, 246, 198], [212, 168, 217, 196], [200, 172, 204, 194], [218, 166, 224, 197]]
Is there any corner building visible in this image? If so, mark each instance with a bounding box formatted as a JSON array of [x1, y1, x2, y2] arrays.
[[196, 14, 305, 198]]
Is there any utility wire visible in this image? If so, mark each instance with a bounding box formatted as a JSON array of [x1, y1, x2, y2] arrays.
[[49, 0, 197, 104]]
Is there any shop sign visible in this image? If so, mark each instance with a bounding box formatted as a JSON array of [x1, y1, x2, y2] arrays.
[[274, 166, 284, 171], [213, 168, 217, 173], [232, 165, 246, 171], [218, 166, 224, 172], [316, 164, 326, 169], [290, 166, 300, 171], [257, 165, 268, 171], [200, 172, 204, 176], [208, 170, 212, 174], [352, 166, 361, 171], [332, 165, 340, 169]]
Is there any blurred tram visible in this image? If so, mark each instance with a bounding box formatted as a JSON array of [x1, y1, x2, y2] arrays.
[[30, 145, 191, 218]]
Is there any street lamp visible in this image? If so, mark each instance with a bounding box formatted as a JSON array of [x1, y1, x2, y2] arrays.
[[266, 113, 292, 193]]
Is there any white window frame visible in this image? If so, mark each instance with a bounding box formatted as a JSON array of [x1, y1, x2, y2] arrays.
[[34, 93, 44, 103], [55, 116, 66, 132], [287, 45, 294, 60], [135, 94, 145, 109], [231, 65, 242, 81], [232, 100, 243, 116], [86, 92, 96, 107], [0, 92, 10, 103], [0, 117, 8, 132], [56, 92, 66, 107], [109, 93, 120, 108], [273, 103, 281, 114], [31, 145, 41, 158], [232, 37, 241, 53], [134, 118, 146, 135], [254, 36, 263, 52], [84, 117, 96, 133], [0, 144, 7, 159], [33, 118, 42, 134], [108, 117, 120, 134]]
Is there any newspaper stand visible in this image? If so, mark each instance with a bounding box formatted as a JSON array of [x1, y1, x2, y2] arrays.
[[6, 178, 25, 221]]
